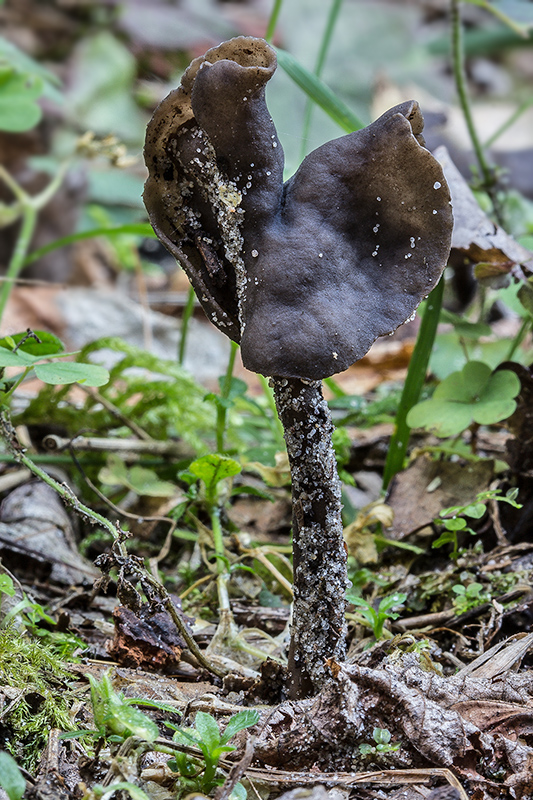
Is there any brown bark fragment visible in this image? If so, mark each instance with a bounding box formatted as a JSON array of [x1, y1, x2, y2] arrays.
[[108, 605, 187, 672]]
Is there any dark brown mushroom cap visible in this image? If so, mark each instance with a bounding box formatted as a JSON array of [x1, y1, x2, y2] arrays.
[[143, 36, 453, 379]]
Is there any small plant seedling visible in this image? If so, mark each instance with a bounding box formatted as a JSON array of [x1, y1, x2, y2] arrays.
[[166, 709, 259, 798], [407, 360, 521, 438], [0, 751, 26, 800], [433, 487, 522, 560], [358, 727, 400, 757], [73, 672, 168, 743], [347, 592, 407, 641], [452, 581, 489, 614], [187, 453, 242, 510]]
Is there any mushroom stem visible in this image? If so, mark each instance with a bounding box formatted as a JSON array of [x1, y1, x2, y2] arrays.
[[272, 376, 347, 698]]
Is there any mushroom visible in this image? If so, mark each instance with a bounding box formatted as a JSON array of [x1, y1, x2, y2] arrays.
[[143, 36, 453, 698]]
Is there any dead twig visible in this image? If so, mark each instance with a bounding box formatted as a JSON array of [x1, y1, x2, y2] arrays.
[[42, 433, 190, 458], [214, 736, 255, 800]]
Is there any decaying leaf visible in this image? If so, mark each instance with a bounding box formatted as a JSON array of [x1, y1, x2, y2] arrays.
[[108, 605, 189, 673], [435, 146, 533, 286], [0, 481, 98, 585], [386, 455, 494, 540], [344, 501, 394, 564], [254, 655, 533, 796]]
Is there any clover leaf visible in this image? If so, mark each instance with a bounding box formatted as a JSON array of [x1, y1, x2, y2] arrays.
[[407, 361, 520, 437], [0, 64, 44, 132]]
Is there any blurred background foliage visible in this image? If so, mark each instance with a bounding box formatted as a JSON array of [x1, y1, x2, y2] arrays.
[[2, 0, 533, 225]]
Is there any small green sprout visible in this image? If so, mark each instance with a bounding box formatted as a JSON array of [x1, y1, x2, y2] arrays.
[[433, 487, 522, 560], [452, 581, 490, 614], [61, 672, 177, 744], [166, 709, 259, 798], [88, 672, 160, 742], [359, 727, 400, 756], [347, 592, 407, 641]]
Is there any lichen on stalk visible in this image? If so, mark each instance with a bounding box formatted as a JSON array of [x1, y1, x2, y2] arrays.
[[272, 377, 347, 697]]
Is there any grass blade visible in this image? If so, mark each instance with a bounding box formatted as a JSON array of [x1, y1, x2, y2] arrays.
[[275, 47, 364, 133], [382, 276, 444, 491], [22, 223, 156, 267]]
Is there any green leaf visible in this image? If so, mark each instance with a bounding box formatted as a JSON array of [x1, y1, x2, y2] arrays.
[[105, 702, 159, 742], [230, 782, 248, 800], [275, 47, 364, 133], [0, 574, 15, 597], [171, 726, 201, 746], [221, 709, 260, 744], [443, 517, 468, 531], [378, 593, 407, 613], [99, 456, 177, 497], [210, 744, 236, 761], [189, 454, 241, 490], [0, 347, 35, 367], [0, 66, 43, 131], [99, 454, 128, 486], [0, 330, 65, 358], [23, 223, 156, 268], [68, 31, 146, 142], [373, 727, 391, 745], [34, 361, 109, 386], [194, 711, 221, 752], [126, 466, 177, 497], [407, 362, 520, 437], [0, 751, 26, 800], [461, 502, 487, 519], [0, 36, 62, 101], [433, 530, 457, 549], [88, 673, 159, 742]]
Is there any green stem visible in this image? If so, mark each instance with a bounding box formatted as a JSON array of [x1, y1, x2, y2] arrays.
[[484, 98, 533, 149], [178, 285, 196, 365], [505, 317, 530, 361], [265, 0, 284, 42], [0, 205, 37, 325], [0, 409, 124, 541], [299, 0, 343, 161], [470, 0, 528, 38], [216, 340, 239, 453], [201, 760, 218, 793], [1, 366, 33, 405], [257, 373, 285, 447], [0, 160, 71, 326], [211, 508, 226, 578], [450, 0, 503, 222], [382, 277, 445, 491]]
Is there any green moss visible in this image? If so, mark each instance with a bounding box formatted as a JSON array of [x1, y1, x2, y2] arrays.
[[0, 626, 75, 769]]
